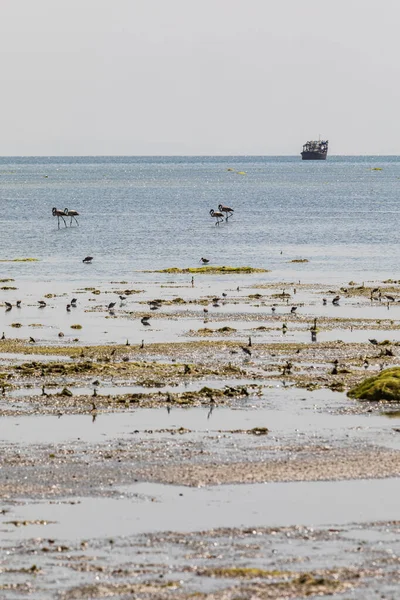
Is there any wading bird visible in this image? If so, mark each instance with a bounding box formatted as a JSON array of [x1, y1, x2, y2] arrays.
[[52, 207, 67, 229], [218, 204, 234, 220], [64, 208, 79, 226], [210, 209, 224, 226], [240, 345, 252, 356]]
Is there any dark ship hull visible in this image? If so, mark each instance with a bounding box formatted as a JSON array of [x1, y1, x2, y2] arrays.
[[301, 139, 328, 160], [301, 151, 327, 160]]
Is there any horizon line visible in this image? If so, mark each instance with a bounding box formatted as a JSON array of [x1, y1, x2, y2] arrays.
[[0, 153, 398, 158]]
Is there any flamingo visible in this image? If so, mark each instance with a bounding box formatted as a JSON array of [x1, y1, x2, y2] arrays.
[[218, 204, 234, 221], [210, 209, 224, 226], [64, 208, 79, 226], [52, 207, 67, 229]]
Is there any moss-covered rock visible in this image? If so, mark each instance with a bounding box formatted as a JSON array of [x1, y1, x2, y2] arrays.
[[348, 368, 400, 402]]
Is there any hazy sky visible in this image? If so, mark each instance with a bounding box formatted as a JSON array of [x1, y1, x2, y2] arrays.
[[1, 0, 399, 155]]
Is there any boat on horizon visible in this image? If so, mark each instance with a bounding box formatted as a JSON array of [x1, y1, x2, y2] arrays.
[[301, 139, 328, 160]]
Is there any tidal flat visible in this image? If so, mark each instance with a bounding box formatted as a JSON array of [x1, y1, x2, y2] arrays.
[[2, 274, 400, 599]]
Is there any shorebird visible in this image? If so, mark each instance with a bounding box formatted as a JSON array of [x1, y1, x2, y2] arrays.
[[210, 209, 224, 226], [107, 302, 116, 310], [82, 256, 93, 263], [29, 336, 36, 343], [240, 345, 252, 356], [369, 338, 379, 345], [332, 295, 340, 305], [200, 257, 210, 264], [38, 300, 47, 308], [322, 298, 327, 305], [283, 361, 292, 375], [141, 316, 151, 325], [290, 306, 298, 314], [52, 207, 67, 229], [1, 332, 5, 340], [218, 204, 234, 221], [16, 300, 21, 308], [71, 298, 77, 307], [66, 304, 71, 312], [385, 295, 395, 302], [248, 336, 252, 347], [64, 208, 79, 226], [5, 302, 12, 311], [119, 295, 127, 302]]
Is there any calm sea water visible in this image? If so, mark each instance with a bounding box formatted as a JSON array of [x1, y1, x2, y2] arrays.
[[0, 155, 399, 285]]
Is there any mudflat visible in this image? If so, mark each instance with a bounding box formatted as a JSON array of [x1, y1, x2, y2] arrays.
[[2, 275, 400, 598]]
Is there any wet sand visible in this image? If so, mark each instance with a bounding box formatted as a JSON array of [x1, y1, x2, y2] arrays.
[[2, 274, 400, 598]]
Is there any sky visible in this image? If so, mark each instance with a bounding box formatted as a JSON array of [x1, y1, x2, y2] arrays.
[[0, 0, 399, 156]]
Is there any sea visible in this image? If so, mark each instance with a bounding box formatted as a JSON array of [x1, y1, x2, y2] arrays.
[[0, 155, 399, 286]]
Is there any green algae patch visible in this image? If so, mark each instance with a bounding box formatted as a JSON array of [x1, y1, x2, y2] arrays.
[[1, 286, 17, 290], [348, 368, 400, 402], [290, 259, 309, 263], [196, 328, 214, 335], [153, 266, 268, 275], [225, 427, 269, 435], [0, 258, 39, 262], [200, 567, 288, 578], [70, 324, 82, 330]]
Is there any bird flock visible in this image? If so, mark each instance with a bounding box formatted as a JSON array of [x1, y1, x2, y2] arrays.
[[210, 204, 234, 226], [52, 207, 79, 229]]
